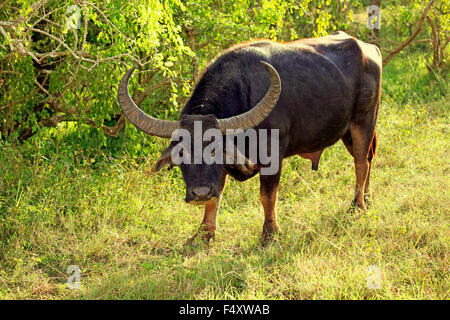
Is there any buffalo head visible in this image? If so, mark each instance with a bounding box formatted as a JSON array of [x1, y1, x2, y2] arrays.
[[117, 61, 281, 204]]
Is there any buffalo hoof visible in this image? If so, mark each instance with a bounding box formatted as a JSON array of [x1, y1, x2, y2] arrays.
[[348, 199, 366, 214], [261, 223, 281, 245], [348, 194, 372, 213], [185, 229, 214, 248], [348, 201, 361, 214]]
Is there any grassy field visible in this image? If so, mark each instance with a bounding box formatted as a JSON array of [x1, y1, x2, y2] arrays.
[[0, 48, 448, 299]]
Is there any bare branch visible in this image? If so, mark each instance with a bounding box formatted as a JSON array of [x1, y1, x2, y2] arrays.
[[185, 26, 199, 84], [85, 113, 126, 138], [383, 0, 435, 67]]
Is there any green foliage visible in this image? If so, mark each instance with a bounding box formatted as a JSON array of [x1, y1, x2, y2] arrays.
[[1, 0, 366, 142], [5, 0, 445, 143], [1, 0, 192, 142]]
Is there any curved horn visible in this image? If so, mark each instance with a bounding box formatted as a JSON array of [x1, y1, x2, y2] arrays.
[[118, 67, 179, 138], [217, 61, 281, 133]]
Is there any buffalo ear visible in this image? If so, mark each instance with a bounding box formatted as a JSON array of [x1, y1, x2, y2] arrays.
[[152, 145, 174, 172]]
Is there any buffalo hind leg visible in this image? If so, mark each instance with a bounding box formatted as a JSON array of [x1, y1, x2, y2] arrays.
[[186, 171, 227, 245], [348, 123, 377, 210], [364, 131, 378, 195], [342, 129, 377, 202], [363, 131, 377, 207], [260, 170, 281, 242]]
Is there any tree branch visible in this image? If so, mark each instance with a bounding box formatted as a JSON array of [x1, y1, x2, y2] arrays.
[[184, 27, 199, 84], [383, 0, 435, 67]]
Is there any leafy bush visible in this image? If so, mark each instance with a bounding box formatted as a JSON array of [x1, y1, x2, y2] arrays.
[[0, 0, 365, 142]]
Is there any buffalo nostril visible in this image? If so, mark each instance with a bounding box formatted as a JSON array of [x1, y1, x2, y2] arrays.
[[192, 186, 212, 199]]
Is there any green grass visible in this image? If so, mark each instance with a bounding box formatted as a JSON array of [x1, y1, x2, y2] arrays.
[[0, 50, 448, 300]]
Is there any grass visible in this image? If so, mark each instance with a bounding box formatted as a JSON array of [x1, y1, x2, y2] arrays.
[[0, 49, 448, 300]]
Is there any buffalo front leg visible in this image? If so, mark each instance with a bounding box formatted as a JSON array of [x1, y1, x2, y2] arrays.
[[260, 170, 281, 241], [186, 171, 227, 245]]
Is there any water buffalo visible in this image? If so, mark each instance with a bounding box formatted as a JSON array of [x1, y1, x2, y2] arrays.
[[118, 31, 382, 243]]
